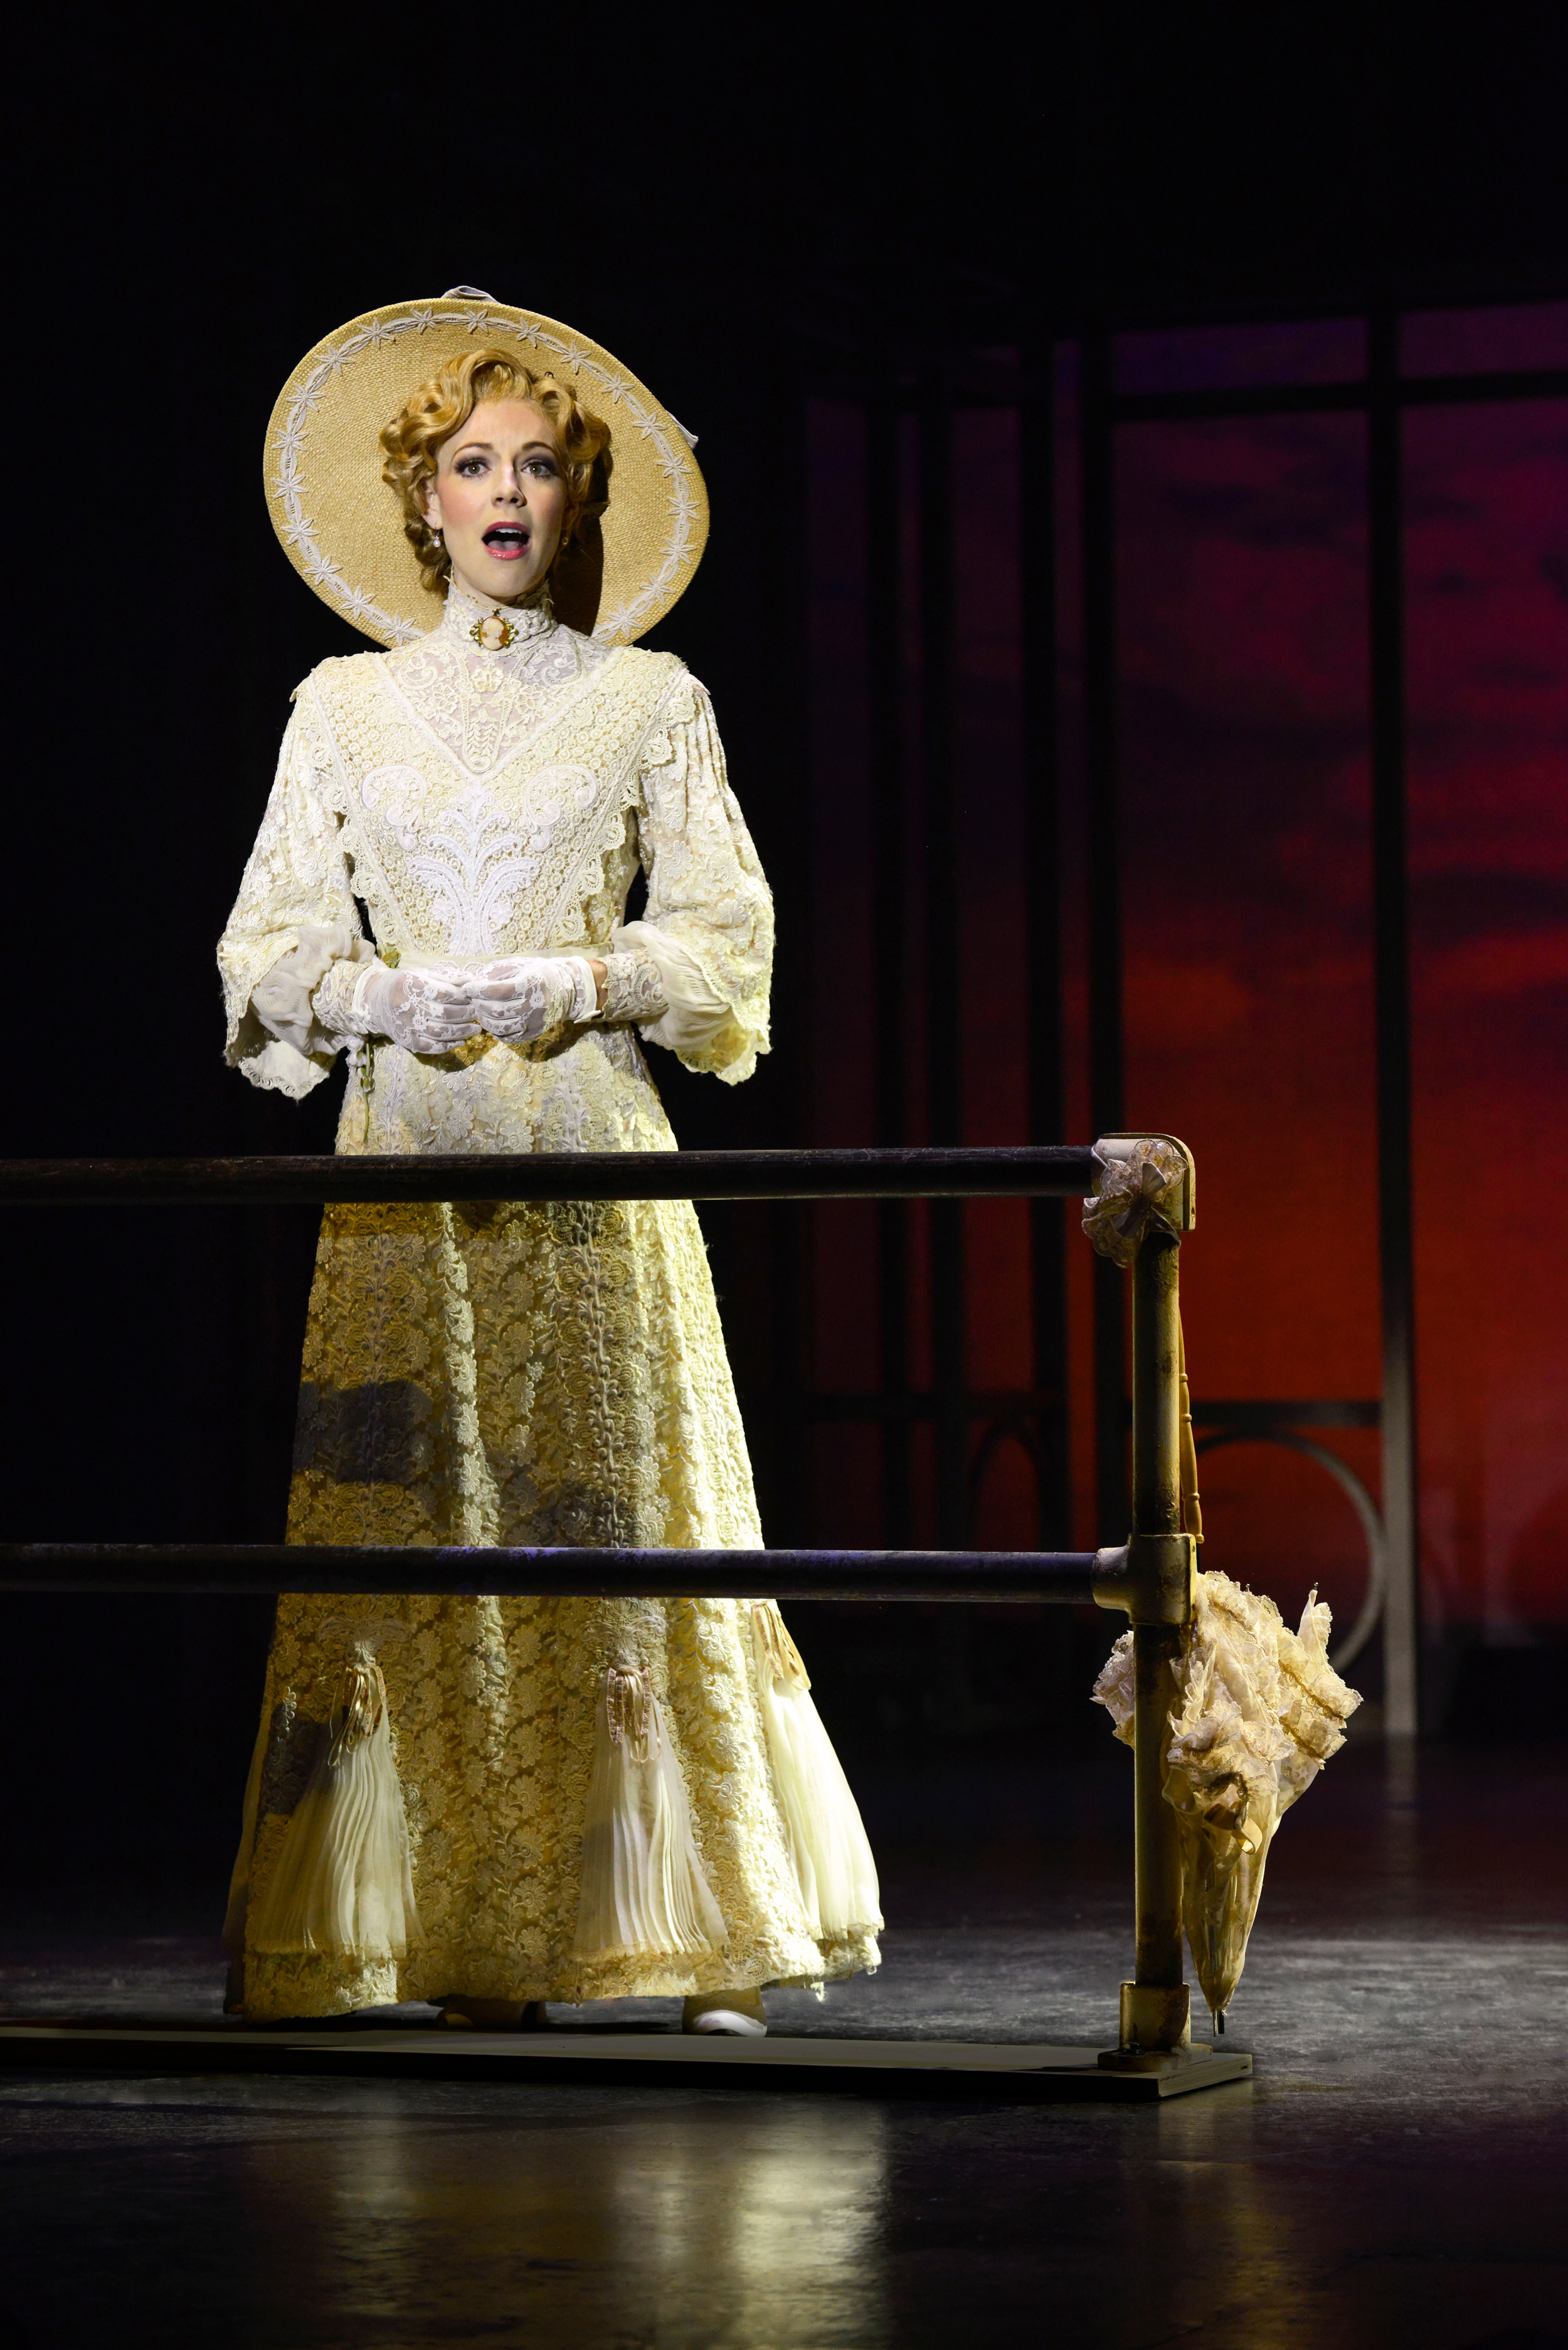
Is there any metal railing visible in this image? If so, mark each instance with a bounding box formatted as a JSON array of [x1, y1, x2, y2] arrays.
[[1, 1139, 1209, 2069], [0, 1145, 1100, 1209]]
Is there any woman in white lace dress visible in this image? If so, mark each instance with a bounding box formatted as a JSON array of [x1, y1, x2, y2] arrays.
[[218, 293, 880, 2032]]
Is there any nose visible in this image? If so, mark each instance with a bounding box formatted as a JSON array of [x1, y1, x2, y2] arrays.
[[494, 465, 529, 502]]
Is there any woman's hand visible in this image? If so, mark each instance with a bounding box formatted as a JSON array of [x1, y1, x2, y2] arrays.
[[358, 964, 480, 1055], [464, 955, 598, 1043]]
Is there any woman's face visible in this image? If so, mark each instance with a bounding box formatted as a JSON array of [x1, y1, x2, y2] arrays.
[[421, 399, 570, 604]]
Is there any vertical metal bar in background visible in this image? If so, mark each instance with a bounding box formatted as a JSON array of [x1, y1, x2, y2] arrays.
[[1367, 307, 1421, 1736], [919, 386, 968, 1546], [763, 360, 815, 1546], [1079, 327, 1129, 1543], [867, 390, 912, 1543], [1020, 327, 1069, 1545]]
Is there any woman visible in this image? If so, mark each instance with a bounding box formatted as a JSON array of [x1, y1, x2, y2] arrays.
[[218, 292, 881, 2034]]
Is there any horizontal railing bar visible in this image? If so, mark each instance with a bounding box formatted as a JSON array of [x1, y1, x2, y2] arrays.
[[800, 1390, 1064, 1423], [802, 1393, 1379, 1428], [1113, 379, 1369, 421], [826, 365, 1568, 420], [0, 1147, 1099, 1209], [0, 1544, 1100, 1603], [1110, 363, 1568, 423], [1191, 1398, 1382, 1430], [1118, 1396, 1381, 1429]]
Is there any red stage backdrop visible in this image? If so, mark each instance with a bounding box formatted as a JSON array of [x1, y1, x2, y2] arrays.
[[803, 303, 1568, 1646]]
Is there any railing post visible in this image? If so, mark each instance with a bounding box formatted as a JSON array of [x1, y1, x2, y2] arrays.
[[1124, 1226, 1190, 2050], [1131, 1225, 1182, 1545], [1091, 1170, 1199, 2066]]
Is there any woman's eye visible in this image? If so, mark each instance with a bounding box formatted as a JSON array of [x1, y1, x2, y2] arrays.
[[457, 458, 487, 477]]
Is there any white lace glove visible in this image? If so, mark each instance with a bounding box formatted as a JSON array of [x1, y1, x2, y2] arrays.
[[340, 960, 481, 1055], [463, 955, 599, 1044], [597, 949, 669, 1025]]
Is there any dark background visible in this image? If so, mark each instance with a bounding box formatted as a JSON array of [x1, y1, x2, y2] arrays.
[[4, 8, 1565, 1905]]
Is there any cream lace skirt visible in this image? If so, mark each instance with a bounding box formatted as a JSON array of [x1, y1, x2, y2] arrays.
[[225, 1191, 882, 2018]]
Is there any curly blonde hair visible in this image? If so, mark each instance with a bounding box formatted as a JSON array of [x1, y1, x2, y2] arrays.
[[379, 349, 612, 590]]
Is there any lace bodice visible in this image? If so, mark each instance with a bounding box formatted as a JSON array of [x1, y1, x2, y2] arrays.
[[388, 581, 617, 777], [219, 583, 773, 1098]]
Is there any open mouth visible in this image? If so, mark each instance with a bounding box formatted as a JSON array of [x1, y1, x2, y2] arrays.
[[482, 526, 531, 560]]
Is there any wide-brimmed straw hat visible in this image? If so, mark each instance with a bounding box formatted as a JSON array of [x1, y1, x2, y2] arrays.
[[264, 288, 708, 647]]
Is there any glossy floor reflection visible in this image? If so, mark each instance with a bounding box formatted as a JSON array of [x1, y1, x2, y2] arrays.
[[2, 1739, 1564, 2348]]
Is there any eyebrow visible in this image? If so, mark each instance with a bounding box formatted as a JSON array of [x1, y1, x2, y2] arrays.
[[450, 437, 559, 459]]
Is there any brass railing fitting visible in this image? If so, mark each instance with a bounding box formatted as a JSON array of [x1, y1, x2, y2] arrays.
[[1098, 1982, 1194, 2071], [1091, 1531, 1197, 1624]]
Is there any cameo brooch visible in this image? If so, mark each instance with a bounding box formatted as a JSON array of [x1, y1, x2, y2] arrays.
[[469, 610, 518, 653]]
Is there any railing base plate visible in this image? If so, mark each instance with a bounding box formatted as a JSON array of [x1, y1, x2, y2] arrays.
[[0, 2021, 1252, 2100]]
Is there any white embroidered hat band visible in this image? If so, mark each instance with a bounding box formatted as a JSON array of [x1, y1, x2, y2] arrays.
[[264, 289, 708, 650]]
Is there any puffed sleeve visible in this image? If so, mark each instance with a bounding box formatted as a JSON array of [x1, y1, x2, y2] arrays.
[[217, 699, 370, 1098], [611, 675, 773, 1085]]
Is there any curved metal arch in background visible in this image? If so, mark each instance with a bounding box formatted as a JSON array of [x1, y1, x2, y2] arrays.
[[1194, 1428, 1389, 1674], [967, 1411, 1387, 1674], [968, 1413, 1051, 1515]]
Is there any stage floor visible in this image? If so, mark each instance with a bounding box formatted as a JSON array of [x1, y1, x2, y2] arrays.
[[1, 1737, 1564, 2347]]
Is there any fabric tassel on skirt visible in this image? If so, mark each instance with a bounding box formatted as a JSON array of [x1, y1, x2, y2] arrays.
[[750, 1602, 881, 1940], [572, 1665, 726, 1960], [248, 1651, 422, 1961]]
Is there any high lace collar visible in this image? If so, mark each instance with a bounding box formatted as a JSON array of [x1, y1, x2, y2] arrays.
[[440, 575, 557, 651]]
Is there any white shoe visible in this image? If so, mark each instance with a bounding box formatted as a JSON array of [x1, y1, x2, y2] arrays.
[[683, 1992, 767, 2037]]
